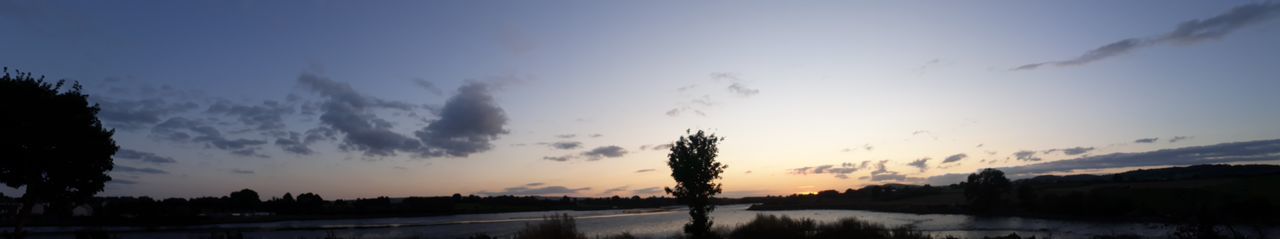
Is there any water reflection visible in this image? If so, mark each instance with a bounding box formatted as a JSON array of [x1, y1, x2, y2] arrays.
[[22, 204, 1278, 239]]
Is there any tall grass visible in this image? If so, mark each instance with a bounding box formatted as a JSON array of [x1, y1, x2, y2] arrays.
[[510, 213, 937, 239], [725, 214, 934, 239]]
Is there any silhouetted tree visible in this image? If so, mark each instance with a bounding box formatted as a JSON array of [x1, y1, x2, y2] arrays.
[[295, 192, 324, 212], [664, 130, 728, 239], [1016, 183, 1037, 210], [229, 189, 261, 210], [281, 192, 295, 203], [964, 168, 1011, 213], [0, 68, 117, 234]]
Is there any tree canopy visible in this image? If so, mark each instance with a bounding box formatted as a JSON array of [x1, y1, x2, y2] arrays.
[[0, 68, 118, 232], [964, 168, 1011, 213], [665, 130, 728, 238]]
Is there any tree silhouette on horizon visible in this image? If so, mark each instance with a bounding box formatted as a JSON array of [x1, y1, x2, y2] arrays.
[[665, 130, 728, 239], [0, 68, 118, 234], [964, 168, 1011, 213]]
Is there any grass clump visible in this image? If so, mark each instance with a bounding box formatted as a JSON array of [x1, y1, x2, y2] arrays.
[[726, 214, 934, 239]]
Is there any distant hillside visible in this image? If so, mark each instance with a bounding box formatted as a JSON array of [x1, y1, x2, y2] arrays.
[[1016, 164, 1280, 185], [748, 164, 1280, 225]]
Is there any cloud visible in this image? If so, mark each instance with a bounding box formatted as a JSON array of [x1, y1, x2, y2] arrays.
[[641, 143, 674, 151], [298, 73, 422, 157], [276, 127, 337, 155], [275, 131, 313, 155], [632, 187, 662, 195], [668, 72, 759, 117], [108, 179, 138, 185], [526, 182, 544, 187], [151, 117, 268, 157], [727, 82, 759, 97], [1013, 150, 1042, 161], [581, 145, 628, 160], [206, 100, 294, 132], [790, 162, 865, 179], [300, 73, 509, 158], [231, 169, 255, 174], [862, 161, 920, 182], [1060, 147, 1095, 156], [927, 138, 1280, 185], [410, 78, 443, 96], [1134, 138, 1160, 143], [95, 98, 200, 130], [114, 149, 176, 164], [842, 144, 874, 152], [635, 169, 656, 173], [589, 133, 604, 138], [555, 134, 576, 139], [479, 185, 591, 196], [942, 153, 967, 164], [1170, 136, 1193, 143], [114, 165, 168, 174], [665, 107, 706, 117], [548, 141, 582, 150], [1013, 2, 1280, 70], [542, 155, 575, 162], [413, 81, 510, 157], [907, 158, 930, 172], [602, 186, 629, 195]]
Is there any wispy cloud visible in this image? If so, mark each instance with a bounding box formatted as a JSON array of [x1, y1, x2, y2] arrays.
[[602, 186, 629, 195], [479, 184, 591, 196], [942, 153, 967, 164], [1013, 2, 1280, 70], [547, 141, 582, 150], [114, 165, 168, 174], [632, 187, 662, 195], [1170, 136, 1194, 143], [114, 149, 177, 164], [907, 158, 930, 172], [1014, 150, 1042, 161], [581, 145, 628, 160], [231, 169, 255, 174], [542, 155, 575, 162], [791, 161, 868, 179]]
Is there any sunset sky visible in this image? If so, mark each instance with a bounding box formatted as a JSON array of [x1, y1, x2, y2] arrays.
[[3, 1, 1280, 199]]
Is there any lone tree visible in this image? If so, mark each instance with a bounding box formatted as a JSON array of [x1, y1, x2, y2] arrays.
[[0, 68, 118, 233], [964, 168, 1011, 213], [664, 130, 728, 239]]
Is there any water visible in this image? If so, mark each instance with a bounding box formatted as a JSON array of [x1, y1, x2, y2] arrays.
[[17, 204, 1276, 238]]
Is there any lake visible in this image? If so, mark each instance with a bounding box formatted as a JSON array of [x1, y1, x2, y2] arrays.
[[21, 204, 1276, 238]]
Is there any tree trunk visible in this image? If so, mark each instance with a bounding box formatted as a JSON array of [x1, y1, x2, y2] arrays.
[[12, 197, 34, 237]]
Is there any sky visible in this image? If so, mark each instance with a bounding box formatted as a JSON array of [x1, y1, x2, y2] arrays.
[[3, 1, 1280, 199]]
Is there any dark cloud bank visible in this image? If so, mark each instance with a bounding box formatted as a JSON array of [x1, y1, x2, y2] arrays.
[[927, 138, 1280, 185]]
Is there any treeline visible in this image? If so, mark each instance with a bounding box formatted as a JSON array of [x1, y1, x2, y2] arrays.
[[749, 164, 1280, 226], [0, 189, 697, 226], [1006, 165, 1280, 224]]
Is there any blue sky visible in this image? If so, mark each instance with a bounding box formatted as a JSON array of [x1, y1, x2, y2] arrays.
[[2, 1, 1280, 199]]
